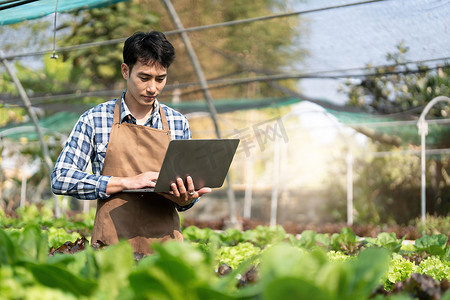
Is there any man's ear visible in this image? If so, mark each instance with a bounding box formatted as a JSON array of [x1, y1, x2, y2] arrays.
[[121, 63, 130, 80]]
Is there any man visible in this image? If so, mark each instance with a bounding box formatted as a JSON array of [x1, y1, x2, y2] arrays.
[[51, 31, 211, 254]]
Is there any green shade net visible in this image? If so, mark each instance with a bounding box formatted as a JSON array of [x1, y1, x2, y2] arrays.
[[0, 97, 298, 140], [0, 0, 128, 26], [1, 97, 448, 149], [326, 109, 450, 148], [0, 111, 79, 140]]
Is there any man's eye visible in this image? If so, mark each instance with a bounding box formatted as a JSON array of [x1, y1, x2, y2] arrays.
[[140, 77, 149, 81], [156, 78, 165, 82]]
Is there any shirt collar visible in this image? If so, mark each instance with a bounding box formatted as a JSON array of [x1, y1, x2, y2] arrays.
[[119, 91, 160, 125]]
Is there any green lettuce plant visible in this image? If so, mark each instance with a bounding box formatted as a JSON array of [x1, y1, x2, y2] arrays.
[[290, 230, 330, 250], [242, 225, 288, 248], [129, 241, 234, 300], [374, 232, 405, 253], [182, 225, 218, 244], [414, 234, 448, 257], [330, 227, 359, 253], [237, 243, 390, 300], [384, 253, 418, 290], [216, 242, 261, 269], [418, 255, 450, 281]]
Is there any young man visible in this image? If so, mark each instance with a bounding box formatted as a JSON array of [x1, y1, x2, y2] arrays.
[[51, 31, 211, 254]]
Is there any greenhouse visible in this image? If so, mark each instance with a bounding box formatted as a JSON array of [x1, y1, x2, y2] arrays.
[[0, 0, 449, 299]]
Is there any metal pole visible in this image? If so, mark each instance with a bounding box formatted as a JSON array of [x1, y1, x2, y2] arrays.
[[20, 172, 27, 208], [270, 137, 280, 226], [243, 155, 254, 219], [346, 149, 354, 225], [420, 126, 426, 228], [417, 96, 450, 232], [162, 0, 220, 135], [1, 52, 61, 217], [83, 199, 90, 214], [162, 0, 238, 226]]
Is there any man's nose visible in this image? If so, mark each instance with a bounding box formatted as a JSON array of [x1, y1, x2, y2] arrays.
[[146, 80, 157, 94]]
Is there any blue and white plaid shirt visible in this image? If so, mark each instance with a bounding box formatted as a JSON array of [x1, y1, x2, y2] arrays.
[[51, 92, 195, 211]]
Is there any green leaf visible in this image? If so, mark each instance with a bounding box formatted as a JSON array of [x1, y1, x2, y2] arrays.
[[19, 225, 49, 263], [347, 248, 390, 298], [376, 232, 397, 245], [152, 241, 213, 272], [154, 257, 197, 284], [375, 232, 404, 253], [216, 242, 261, 269], [220, 228, 244, 245], [94, 241, 135, 298], [330, 227, 358, 252], [128, 270, 175, 300], [415, 234, 448, 256], [340, 227, 357, 241], [442, 290, 450, 300], [48, 246, 99, 281], [195, 286, 235, 300], [316, 248, 390, 299], [216, 251, 260, 292], [385, 253, 418, 290], [445, 246, 450, 261], [297, 230, 317, 249], [241, 229, 258, 244], [418, 256, 450, 281], [316, 262, 351, 296], [27, 262, 97, 296], [80, 247, 100, 280], [259, 243, 326, 282], [263, 276, 330, 300], [131, 241, 222, 299], [315, 233, 331, 248], [0, 229, 17, 265]]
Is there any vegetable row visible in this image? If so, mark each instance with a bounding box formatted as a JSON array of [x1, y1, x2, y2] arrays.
[[0, 223, 448, 299]]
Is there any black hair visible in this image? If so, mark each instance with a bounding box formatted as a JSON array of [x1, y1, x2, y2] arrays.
[[123, 31, 175, 71]]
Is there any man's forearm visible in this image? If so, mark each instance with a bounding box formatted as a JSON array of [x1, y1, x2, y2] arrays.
[[106, 171, 159, 195], [106, 177, 129, 195]]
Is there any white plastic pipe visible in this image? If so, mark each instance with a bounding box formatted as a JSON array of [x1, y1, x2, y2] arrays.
[[346, 150, 354, 225], [270, 137, 281, 226], [417, 96, 450, 230]]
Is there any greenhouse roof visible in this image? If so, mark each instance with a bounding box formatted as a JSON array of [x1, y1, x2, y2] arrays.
[[0, 0, 127, 26]]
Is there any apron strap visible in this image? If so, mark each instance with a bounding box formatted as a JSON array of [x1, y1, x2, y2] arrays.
[[158, 104, 170, 131], [112, 96, 170, 132], [113, 98, 121, 125]]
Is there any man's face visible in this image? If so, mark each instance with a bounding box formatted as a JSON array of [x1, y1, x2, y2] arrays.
[[121, 60, 167, 107]]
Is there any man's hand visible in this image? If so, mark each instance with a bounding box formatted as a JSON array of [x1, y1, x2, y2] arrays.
[[159, 176, 211, 207], [106, 171, 159, 195]]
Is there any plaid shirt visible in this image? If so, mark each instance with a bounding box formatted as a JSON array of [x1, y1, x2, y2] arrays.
[[51, 92, 196, 211]]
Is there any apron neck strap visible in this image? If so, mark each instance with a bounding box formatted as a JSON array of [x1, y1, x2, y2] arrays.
[[158, 104, 170, 131], [113, 97, 170, 131], [113, 98, 121, 125]]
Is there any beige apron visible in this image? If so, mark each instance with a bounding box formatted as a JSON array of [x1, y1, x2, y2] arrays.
[[91, 99, 183, 254]]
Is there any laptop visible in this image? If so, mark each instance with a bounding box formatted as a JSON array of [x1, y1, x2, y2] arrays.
[[123, 138, 240, 193]]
